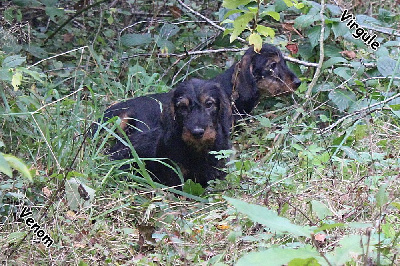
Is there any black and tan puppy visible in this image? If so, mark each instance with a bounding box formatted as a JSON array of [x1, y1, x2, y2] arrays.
[[94, 44, 301, 134], [109, 79, 232, 187], [213, 43, 301, 116]]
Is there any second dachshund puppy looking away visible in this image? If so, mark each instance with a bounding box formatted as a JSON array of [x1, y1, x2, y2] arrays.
[[109, 79, 232, 187], [93, 44, 301, 135]]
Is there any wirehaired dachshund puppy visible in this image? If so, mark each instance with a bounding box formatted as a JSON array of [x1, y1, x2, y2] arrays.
[[94, 44, 301, 135], [109, 79, 232, 187]]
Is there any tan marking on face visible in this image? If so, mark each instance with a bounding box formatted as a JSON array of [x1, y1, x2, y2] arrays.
[[107, 101, 120, 109], [257, 57, 299, 96], [257, 79, 293, 97], [285, 74, 300, 91], [176, 97, 189, 108], [119, 113, 129, 130], [200, 94, 216, 109], [169, 102, 175, 120], [199, 93, 209, 105], [182, 126, 217, 152], [271, 55, 280, 63]]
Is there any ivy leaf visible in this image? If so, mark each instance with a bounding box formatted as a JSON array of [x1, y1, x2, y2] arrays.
[[0, 153, 12, 178], [311, 200, 333, 220], [159, 23, 180, 39], [307, 25, 330, 48], [249, 32, 262, 52], [2, 153, 33, 182], [282, 0, 294, 7], [261, 10, 280, 21], [223, 9, 242, 20], [2, 55, 26, 68], [322, 56, 348, 70], [223, 0, 254, 9], [332, 21, 350, 38], [237, 246, 321, 266], [12, 71, 23, 91], [326, 235, 377, 265], [183, 179, 205, 196], [377, 56, 397, 77], [0, 69, 12, 81], [45, 6, 65, 22], [256, 116, 271, 128], [120, 33, 152, 47], [65, 178, 95, 211], [333, 67, 352, 81], [225, 196, 313, 237], [340, 146, 360, 160], [294, 15, 320, 29], [230, 13, 253, 43], [328, 89, 356, 112], [376, 184, 389, 208], [256, 25, 275, 38], [288, 257, 320, 266], [7, 232, 27, 245]]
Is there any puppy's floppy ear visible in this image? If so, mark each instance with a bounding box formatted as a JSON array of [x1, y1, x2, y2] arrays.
[[218, 86, 233, 138], [232, 52, 256, 91], [160, 95, 178, 142]]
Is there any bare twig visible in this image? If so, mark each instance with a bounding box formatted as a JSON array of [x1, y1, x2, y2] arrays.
[[320, 92, 400, 134], [28, 46, 89, 69], [44, 0, 109, 43], [269, 0, 327, 150], [305, 0, 326, 98], [357, 23, 400, 37], [7, 128, 90, 258], [362, 76, 400, 82], [176, 0, 226, 33], [311, 233, 333, 266]]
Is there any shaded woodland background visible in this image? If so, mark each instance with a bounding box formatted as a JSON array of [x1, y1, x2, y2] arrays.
[[0, 0, 400, 264]]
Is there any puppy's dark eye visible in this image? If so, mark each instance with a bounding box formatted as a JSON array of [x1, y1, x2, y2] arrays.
[[205, 100, 215, 109], [176, 97, 189, 109], [270, 62, 277, 69]]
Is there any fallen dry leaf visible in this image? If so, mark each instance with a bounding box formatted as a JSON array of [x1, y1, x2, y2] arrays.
[[42, 186, 52, 198], [216, 223, 230, 230], [340, 50, 356, 59], [314, 233, 326, 242], [66, 210, 76, 220], [169, 6, 182, 18], [286, 43, 299, 55]]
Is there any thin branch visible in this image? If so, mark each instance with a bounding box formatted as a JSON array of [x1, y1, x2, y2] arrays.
[[33, 87, 85, 114], [320, 92, 400, 134], [359, 24, 400, 37], [44, 0, 110, 43], [174, 0, 377, 69], [177, 0, 225, 32], [121, 47, 248, 60], [269, 0, 327, 150], [176, 0, 246, 43], [305, 0, 326, 98], [362, 76, 400, 82], [284, 56, 318, 67], [28, 46, 88, 69]]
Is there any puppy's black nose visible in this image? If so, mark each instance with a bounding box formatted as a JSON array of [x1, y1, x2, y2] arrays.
[[191, 127, 205, 139], [293, 77, 301, 88]]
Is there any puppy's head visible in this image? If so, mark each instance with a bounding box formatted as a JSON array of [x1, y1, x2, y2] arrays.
[[168, 79, 231, 152], [237, 44, 301, 97]]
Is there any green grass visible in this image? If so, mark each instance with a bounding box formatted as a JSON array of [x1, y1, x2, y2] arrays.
[[1, 0, 400, 264]]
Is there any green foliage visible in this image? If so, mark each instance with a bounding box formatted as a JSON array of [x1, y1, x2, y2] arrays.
[[227, 197, 383, 265], [1, 0, 399, 264], [222, 0, 302, 51], [0, 152, 33, 182], [183, 179, 205, 196], [225, 196, 314, 237], [237, 246, 321, 266]]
